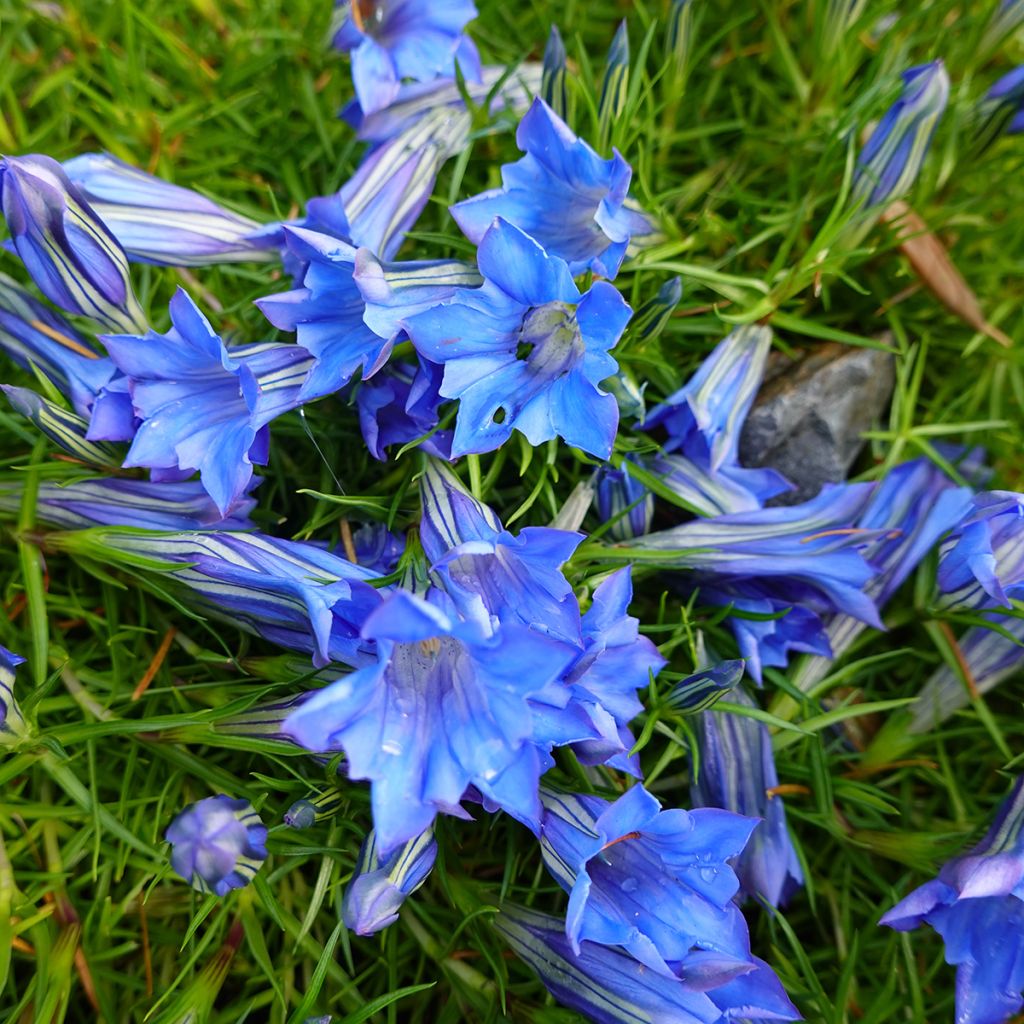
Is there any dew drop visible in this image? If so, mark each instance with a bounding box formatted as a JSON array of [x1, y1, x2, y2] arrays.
[[381, 740, 402, 756], [620, 877, 638, 893]]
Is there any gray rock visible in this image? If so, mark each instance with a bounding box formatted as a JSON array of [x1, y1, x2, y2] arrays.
[[739, 339, 895, 504]]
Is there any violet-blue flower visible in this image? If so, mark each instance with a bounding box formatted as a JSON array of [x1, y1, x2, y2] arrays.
[[595, 457, 653, 541], [0, 272, 116, 418], [45, 528, 385, 670], [166, 795, 268, 896], [0, 644, 27, 743], [937, 491, 1024, 611], [343, 825, 437, 935], [284, 588, 576, 855], [0, 154, 146, 332], [356, 358, 451, 461], [691, 690, 804, 907], [881, 775, 1024, 1024], [419, 458, 583, 644], [62, 153, 277, 266], [539, 785, 758, 980], [405, 218, 630, 458], [351, 522, 405, 575], [495, 904, 799, 1024], [256, 228, 478, 401], [331, 0, 481, 116], [450, 98, 650, 279], [101, 288, 311, 516]]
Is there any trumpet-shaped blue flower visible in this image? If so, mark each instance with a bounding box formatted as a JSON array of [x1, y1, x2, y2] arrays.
[[791, 455, 974, 696], [938, 492, 1024, 611], [881, 776, 1024, 1024], [0, 476, 257, 532], [343, 826, 437, 935], [166, 795, 268, 896], [0, 645, 27, 742], [62, 153, 277, 266], [0, 154, 146, 332], [641, 324, 792, 514], [356, 358, 451, 461], [540, 785, 758, 980], [595, 458, 654, 541], [0, 272, 116, 418], [622, 482, 883, 629], [102, 289, 311, 516], [331, 0, 480, 116], [419, 458, 583, 643], [699, 581, 832, 685], [284, 589, 576, 855], [406, 219, 630, 458], [256, 228, 478, 401], [691, 690, 804, 907], [495, 904, 799, 1024], [450, 99, 649, 279], [853, 61, 950, 208], [351, 522, 405, 575], [907, 614, 1024, 735], [665, 659, 746, 714], [46, 528, 385, 669], [973, 67, 1024, 155], [554, 568, 665, 773]]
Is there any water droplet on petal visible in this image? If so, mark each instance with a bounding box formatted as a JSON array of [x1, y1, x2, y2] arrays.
[[381, 740, 402, 756], [620, 877, 638, 893], [699, 867, 718, 882]]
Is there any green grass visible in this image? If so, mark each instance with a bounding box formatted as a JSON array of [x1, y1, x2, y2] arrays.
[[2, 0, 1024, 1021]]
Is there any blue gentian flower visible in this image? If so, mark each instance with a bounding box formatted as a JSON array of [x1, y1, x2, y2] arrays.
[[938, 492, 1024, 611], [641, 324, 792, 515], [853, 61, 950, 208], [256, 228, 478, 401], [0, 476, 257, 532], [1, 386, 123, 469], [331, 0, 481, 116], [0, 645, 28, 743], [973, 67, 1024, 155], [541, 26, 568, 120], [351, 522, 406, 575], [284, 588, 577, 854], [0, 272, 116, 418], [405, 218, 631, 458], [450, 98, 650, 280], [623, 482, 883, 630], [982, 0, 1024, 55], [343, 826, 437, 935], [62, 153, 278, 266], [356, 358, 452, 461], [595, 458, 654, 541], [691, 690, 804, 907], [0, 154, 146, 332], [907, 614, 1024, 735], [539, 785, 758, 980], [166, 795, 268, 896], [665, 659, 746, 714], [101, 289, 311, 516], [792, 456, 974, 696], [47, 528, 386, 669], [598, 21, 630, 131], [699, 581, 833, 685], [419, 458, 583, 644], [553, 568, 665, 774], [495, 904, 799, 1024], [881, 776, 1024, 1024]]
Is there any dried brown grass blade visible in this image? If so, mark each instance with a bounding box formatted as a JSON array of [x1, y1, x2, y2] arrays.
[[882, 200, 1012, 348]]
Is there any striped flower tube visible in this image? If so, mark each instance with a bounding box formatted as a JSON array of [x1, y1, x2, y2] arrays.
[[342, 825, 437, 935], [63, 153, 278, 267], [44, 527, 387, 669], [542, 27, 568, 121], [0, 272, 116, 418], [598, 22, 630, 135], [0, 645, 28, 743], [0, 475, 256, 532], [0, 154, 146, 332], [664, 659, 745, 714], [852, 61, 950, 210], [284, 788, 346, 829], [972, 67, 1024, 156], [494, 904, 798, 1024], [166, 795, 267, 896], [1, 386, 123, 468]]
